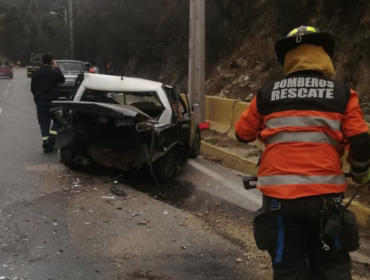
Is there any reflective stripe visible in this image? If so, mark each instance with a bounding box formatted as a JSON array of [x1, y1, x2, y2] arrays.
[[49, 130, 57, 135], [42, 136, 49, 140], [288, 28, 298, 37], [288, 26, 317, 37], [266, 132, 338, 145], [265, 116, 341, 131], [306, 26, 317, 32], [258, 174, 345, 187]]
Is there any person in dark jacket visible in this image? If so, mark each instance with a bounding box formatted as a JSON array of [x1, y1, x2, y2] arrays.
[[31, 53, 65, 153]]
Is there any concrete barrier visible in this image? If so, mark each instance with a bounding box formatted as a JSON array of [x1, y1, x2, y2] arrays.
[[227, 101, 249, 139], [205, 96, 238, 134]]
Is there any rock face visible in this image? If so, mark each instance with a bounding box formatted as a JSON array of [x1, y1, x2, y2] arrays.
[[2, 0, 370, 105], [122, 0, 370, 105], [203, 0, 370, 103]]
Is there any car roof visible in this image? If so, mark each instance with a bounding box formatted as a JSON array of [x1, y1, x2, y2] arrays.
[[82, 73, 169, 92], [55, 60, 84, 64]]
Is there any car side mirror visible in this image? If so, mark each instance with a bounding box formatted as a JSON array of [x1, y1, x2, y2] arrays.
[[192, 101, 200, 111]]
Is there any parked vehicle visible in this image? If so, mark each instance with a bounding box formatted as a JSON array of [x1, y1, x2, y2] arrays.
[[26, 53, 42, 78], [55, 60, 87, 99], [52, 73, 201, 182], [0, 61, 13, 79]]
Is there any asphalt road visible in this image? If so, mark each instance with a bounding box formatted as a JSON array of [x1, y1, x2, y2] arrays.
[[0, 69, 368, 280], [0, 69, 268, 280]]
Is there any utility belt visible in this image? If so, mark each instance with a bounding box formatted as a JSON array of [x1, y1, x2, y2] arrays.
[[319, 194, 359, 252], [261, 193, 344, 211], [260, 193, 360, 253]]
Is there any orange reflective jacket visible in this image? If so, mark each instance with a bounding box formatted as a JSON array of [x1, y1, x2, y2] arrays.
[[235, 72, 370, 199]]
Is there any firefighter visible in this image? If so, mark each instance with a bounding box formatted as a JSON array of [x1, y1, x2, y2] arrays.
[[235, 26, 370, 280], [31, 53, 65, 153]]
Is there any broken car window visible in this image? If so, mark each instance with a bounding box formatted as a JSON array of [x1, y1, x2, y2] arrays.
[[81, 90, 164, 119]]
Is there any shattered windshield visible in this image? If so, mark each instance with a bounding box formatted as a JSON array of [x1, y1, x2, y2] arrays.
[[82, 90, 164, 118], [58, 62, 85, 72]]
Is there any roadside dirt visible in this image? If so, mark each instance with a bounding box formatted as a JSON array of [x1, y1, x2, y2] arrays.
[[66, 167, 370, 280], [6, 158, 369, 279], [3, 163, 264, 280]]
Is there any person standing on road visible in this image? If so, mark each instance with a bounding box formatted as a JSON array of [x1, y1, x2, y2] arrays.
[[105, 61, 114, 75], [91, 61, 99, 74], [235, 26, 370, 280], [31, 53, 65, 153]]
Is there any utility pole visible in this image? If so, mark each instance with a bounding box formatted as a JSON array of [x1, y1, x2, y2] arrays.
[[188, 0, 206, 123], [68, 0, 74, 59], [50, 7, 69, 58], [64, 7, 69, 58]]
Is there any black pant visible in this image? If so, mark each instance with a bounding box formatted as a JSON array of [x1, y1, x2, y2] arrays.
[[254, 195, 352, 280], [35, 99, 60, 147]]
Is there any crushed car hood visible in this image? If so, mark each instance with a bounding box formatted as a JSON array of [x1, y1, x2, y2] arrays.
[[52, 101, 152, 120]]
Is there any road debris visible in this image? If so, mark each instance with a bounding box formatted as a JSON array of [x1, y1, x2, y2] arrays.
[[101, 196, 116, 200], [138, 221, 147, 225], [163, 210, 169, 215], [235, 258, 243, 263], [110, 185, 127, 197], [72, 178, 82, 188]]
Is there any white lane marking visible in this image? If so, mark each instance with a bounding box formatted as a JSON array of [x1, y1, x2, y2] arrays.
[[188, 159, 262, 209], [4, 90, 9, 97], [8, 84, 11, 87], [0, 107, 2, 115]]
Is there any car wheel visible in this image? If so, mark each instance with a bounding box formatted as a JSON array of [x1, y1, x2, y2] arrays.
[[189, 126, 201, 159], [60, 145, 81, 170], [153, 146, 181, 182]]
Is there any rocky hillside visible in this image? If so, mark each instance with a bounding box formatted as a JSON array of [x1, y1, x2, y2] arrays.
[[123, 0, 370, 104], [204, 0, 370, 103], [1, 0, 370, 104]]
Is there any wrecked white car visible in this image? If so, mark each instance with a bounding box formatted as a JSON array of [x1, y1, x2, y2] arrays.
[[52, 73, 201, 182]]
